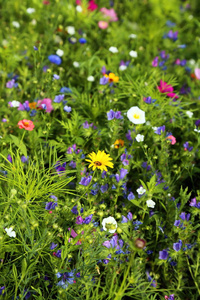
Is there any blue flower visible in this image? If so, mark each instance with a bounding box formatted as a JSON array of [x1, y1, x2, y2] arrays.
[[159, 250, 168, 260], [173, 240, 182, 252], [79, 38, 87, 44], [48, 54, 62, 65], [79, 176, 92, 186], [54, 94, 65, 103], [64, 105, 72, 112], [100, 184, 108, 193], [60, 87, 72, 93], [127, 192, 135, 200]]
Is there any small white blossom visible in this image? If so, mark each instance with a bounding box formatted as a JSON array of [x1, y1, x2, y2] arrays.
[[76, 5, 82, 12], [56, 49, 64, 57], [119, 65, 127, 71], [137, 186, 146, 195], [31, 19, 37, 25], [10, 100, 20, 107], [87, 76, 95, 82], [12, 21, 20, 28], [73, 61, 80, 68], [146, 199, 156, 208], [152, 126, 158, 130], [194, 128, 200, 133], [127, 106, 145, 124], [66, 26, 75, 35], [146, 121, 151, 126], [109, 46, 118, 53], [186, 111, 193, 118], [129, 33, 137, 39], [26, 8, 35, 14], [135, 134, 144, 142], [102, 216, 117, 233], [129, 50, 137, 58], [5, 227, 16, 238]]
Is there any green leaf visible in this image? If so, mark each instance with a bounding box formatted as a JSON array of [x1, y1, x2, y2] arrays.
[[10, 134, 27, 157]]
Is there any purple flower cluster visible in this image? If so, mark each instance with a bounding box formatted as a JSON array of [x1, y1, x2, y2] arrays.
[[107, 109, 123, 120]]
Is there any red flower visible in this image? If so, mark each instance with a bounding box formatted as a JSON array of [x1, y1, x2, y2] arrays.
[[18, 119, 34, 131]]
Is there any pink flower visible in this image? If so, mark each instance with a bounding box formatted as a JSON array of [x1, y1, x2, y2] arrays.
[[166, 92, 179, 99], [76, 0, 81, 4], [88, 0, 98, 11], [68, 228, 84, 245], [18, 119, 34, 131], [166, 135, 176, 145], [37, 98, 53, 113], [157, 80, 179, 99], [195, 68, 200, 80], [100, 8, 118, 22], [98, 21, 109, 29], [157, 80, 173, 93]]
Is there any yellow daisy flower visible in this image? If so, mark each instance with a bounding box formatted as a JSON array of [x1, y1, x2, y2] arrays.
[[85, 150, 114, 172]]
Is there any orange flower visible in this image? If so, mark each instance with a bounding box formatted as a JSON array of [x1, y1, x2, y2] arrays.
[[18, 119, 34, 131], [29, 102, 37, 109], [114, 139, 124, 148], [104, 73, 119, 83]]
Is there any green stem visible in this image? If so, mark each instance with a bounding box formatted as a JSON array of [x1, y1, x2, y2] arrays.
[[114, 252, 135, 300]]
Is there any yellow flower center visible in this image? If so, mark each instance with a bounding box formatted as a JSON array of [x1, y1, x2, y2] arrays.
[[94, 161, 102, 166], [133, 114, 140, 119], [23, 122, 29, 126]]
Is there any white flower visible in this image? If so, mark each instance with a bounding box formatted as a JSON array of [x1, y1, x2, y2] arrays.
[[26, 8, 35, 14], [102, 216, 117, 233], [73, 61, 80, 68], [87, 76, 94, 82], [5, 227, 16, 238], [135, 134, 144, 142], [31, 19, 37, 25], [12, 21, 20, 28], [127, 106, 146, 124], [2, 40, 8, 47], [186, 111, 193, 118], [146, 199, 156, 208], [76, 5, 82, 12], [119, 65, 127, 71], [109, 46, 118, 53], [54, 35, 63, 44], [137, 186, 146, 195], [129, 50, 137, 58], [66, 26, 75, 35], [146, 121, 151, 126], [194, 128, 200, 133], [129, 33, 137, 39], [11, 100, 20, 107], [56, 49, 64, 57], [152, 126, 158, 130], [189, 59, 195, 65]]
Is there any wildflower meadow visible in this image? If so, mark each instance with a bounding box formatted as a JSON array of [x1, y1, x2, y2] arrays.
[[1, 0, 200, 299]]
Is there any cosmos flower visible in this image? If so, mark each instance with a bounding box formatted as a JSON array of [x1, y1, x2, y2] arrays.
[[86, 150, 113, 172], [100, 8, 118, 22], [37, 98, 53, 113], [18, 119, 34, 131], [98, 21, 109, 29]]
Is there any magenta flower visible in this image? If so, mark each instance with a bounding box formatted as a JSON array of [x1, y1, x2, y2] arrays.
[[195, 68, 200, 80], [157, 80, 179, 99], [37, 98, 54, 113]]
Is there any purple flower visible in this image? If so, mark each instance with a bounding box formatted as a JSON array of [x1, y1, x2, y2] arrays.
[[0, 286, 5, 296], [121, 215, 128, 223], [54, 94, 65, 103], [60, 87, 72, 93], [64, 105, 72, 112], [7, 155, 12, 163], [107, 109, 115, 120], [50, 242, 58, 250], [126, 130, 132, 141], [71, 206, 78, 215], [76, 216, 84, 225], [103, 241, 111, 248], [69, 161, 76, 168], [83, 214, 93, 224], [154, 125, 165, 135], [45, 201, 57, 210], [102, 171, 107, 179], [55, 249, 61, 258], [48, 54, 62, 65], [174, 220, 181, 226], [100, 77, 109, 85], [173, 240, 182, 252], [159, 250, 168, 260], [79, 38, 87, 44], [146, 271, 157, 287], [195, 120, 200, 127], [127, 192, 135, 201], [33, 46, 38, 50], [167, 30, 178, 41], [115, 111, 123, 119], [127, 212, 133, 220], [6, 79, 15, 88], [21, 156, 29, 163], [100, 184, 109, 193], [53, 74, 60, 80], [79, 175, 92, 186], [179, 212, 190, 221], [189, 198, 196, 207], [83, 121, 90, 129], [152, 57, 159, 67]]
